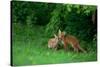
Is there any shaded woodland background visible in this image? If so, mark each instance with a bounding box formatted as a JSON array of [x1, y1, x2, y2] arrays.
[[12, 1, 97, 66]]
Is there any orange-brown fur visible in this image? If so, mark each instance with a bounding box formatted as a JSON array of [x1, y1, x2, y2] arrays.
[[59, 32, 86, 53]]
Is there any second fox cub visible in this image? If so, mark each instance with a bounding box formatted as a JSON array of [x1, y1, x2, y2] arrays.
[[48, 34, 59, 50], [58, 30, 86, 53]]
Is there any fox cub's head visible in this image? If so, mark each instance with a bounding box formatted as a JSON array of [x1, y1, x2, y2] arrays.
[[58, 29, 66, 39]]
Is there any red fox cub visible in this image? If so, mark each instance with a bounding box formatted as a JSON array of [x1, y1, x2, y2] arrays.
[[48, 34, 59, 50], [58, 30, 86, 53]]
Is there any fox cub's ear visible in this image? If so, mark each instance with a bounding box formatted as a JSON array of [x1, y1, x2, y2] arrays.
[[54, 34, 57, 38], [58, 29, 61, 35]]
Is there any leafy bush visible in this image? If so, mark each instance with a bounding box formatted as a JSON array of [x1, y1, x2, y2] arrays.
[[12, 1, 97, 43]]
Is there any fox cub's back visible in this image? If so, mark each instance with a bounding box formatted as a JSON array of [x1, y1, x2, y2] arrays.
[[65, 35, 79, 45]]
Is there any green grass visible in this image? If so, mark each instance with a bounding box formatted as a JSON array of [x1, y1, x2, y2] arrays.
[[12, 23, 97, 66]]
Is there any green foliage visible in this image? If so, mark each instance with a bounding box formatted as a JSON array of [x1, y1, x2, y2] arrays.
[[12, 1, 97, 41], [12, 1, 97, 65], [45, 4, 97, 41], [12, 1, 56, 25], [12, 24, 97, 65], [45, 4, 63, 36]]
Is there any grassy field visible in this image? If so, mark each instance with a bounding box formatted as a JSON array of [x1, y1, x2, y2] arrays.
[[12, 23, 97, 66]]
